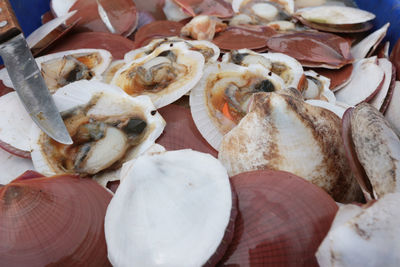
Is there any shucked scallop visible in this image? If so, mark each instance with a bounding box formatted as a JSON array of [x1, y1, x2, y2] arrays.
[[112, 42, 205, 108], [218, 91, 362, 203], [0, 49, 112, 93], [190, 62, 285, 150], [30, 80, 165, 177]]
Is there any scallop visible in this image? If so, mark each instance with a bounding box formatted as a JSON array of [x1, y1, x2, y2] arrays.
[[190, 62, 285, 150], [112, 42, 205, 108], [222, 49, 304, 89], [30, 80, 166, 178], [218, 91, 362, 203], [0, 49, 112, 93], [124, 37, 220, 63]]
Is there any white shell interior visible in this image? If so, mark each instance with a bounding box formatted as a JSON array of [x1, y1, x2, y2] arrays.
[[369, 58, 393, 110], [105, 149, 232, 267], [385, 81, 400, 137], [0, 148, 35, 185], [351, 23, 390, 60]]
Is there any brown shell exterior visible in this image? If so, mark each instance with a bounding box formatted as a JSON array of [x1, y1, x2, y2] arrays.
[[218, 170, 338, 266], [314, 64, 353, 90], [218, 92, 362, 203], [351, 103, 400, 199], [157, 104, 218, 157], [45, 32, 135, 59], [0, 171, 112, 266], [265, 31, 354, 68]]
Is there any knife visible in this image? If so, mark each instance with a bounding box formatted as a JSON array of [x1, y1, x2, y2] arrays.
[[0, 0, 72, 145]]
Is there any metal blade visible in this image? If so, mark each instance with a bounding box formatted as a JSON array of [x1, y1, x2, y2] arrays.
[[0, 33, 72, 144]]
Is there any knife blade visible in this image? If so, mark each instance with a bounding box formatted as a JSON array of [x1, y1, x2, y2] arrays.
[[0, 0, 72, 145]]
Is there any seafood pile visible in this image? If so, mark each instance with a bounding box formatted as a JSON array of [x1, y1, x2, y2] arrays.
[[1, 0, 400, 265]]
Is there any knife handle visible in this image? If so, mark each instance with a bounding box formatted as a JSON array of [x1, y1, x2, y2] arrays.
[[0, 0, 21, 43]]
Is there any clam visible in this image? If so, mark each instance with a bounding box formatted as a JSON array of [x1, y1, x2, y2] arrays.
[[111, 42, 205, 108], [220, 169, 338, 266], [342, 103, 400, 200], [222, 49, 304, 89], [218, 91, 362, 203], [190, 62, 285, 150], [295, 6, 375, 33], [30, 80, 166, 178], [265, 31, 354, 69], [316, 193, 400, 266], [105, 149, 235, 266], [0, 49, 112, 93], [0, 171, 112, 266]]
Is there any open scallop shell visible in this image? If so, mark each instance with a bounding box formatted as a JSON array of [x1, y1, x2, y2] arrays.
[[105, 149, 234, 267], [125, 37, 220, 63], [112, 42, 205, 108], [190, 62, 285, 150], [303, 70, 335, 103], [30, 80, 166, 179], [222, 49, 304, 89], [218, 92, 362, 203], [0, 49, 112, 93]]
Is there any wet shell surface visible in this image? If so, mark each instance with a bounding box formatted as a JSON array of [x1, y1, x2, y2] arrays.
[[219, 169, 338, 266], [350, 103, 400, 199], [316, 193, 400, 266], [218, 92, 362, 203], [0, 49, 112, 93], [30, 80, 166, 177], [190, 62, 285, 150], [222, 49, 304, 89], [112, 42, 205, 108], [0, 171, 112, 266], [105, 149, 234, 267]]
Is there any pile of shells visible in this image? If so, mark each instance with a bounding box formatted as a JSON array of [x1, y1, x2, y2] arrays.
[[0, 0, 400, 265]]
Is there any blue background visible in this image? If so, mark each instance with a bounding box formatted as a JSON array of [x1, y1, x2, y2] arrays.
[[8, 0, 400, 48]]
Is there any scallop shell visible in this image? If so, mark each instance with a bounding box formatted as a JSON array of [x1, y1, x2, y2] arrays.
[[105, 149, 234, 267], [222, 49, 304, 89], [0, 148, 34, 185], [303, 70, 335, 103], [351, 23, 390, 60], [112, 42, 205, 108], [0, 49, 112, 92], [350, 103, 400, 199], [30, 80, 166, 178], [385, 81, 400, 136], [316, 193, 400, 266], [220, 169, 338, 266], [0, 171, 112, 266], [218, 92, 362, 203], [125, 37, 220, 63], [190, 62, 285, 150]]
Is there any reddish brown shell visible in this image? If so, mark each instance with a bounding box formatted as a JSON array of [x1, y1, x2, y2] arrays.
[[265, 31, 354, 68], [390, 38, 400, 80], [173, 0, 234, 18], [0, 171, 112, 266], [0, 79, 13, 97], [314, 64, 353, 90], [157, 104, 218, 158], [63, 0, 138, 36], [296, 16, 373, 33], [45, 32, 135, 59], [218, 170, 338, 266], [132, 20, 185, 48], [341, 108, 373, 201], [381, 65, 397, 114], [213, 25, 276, 51], [134, 0, 166, 21]]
